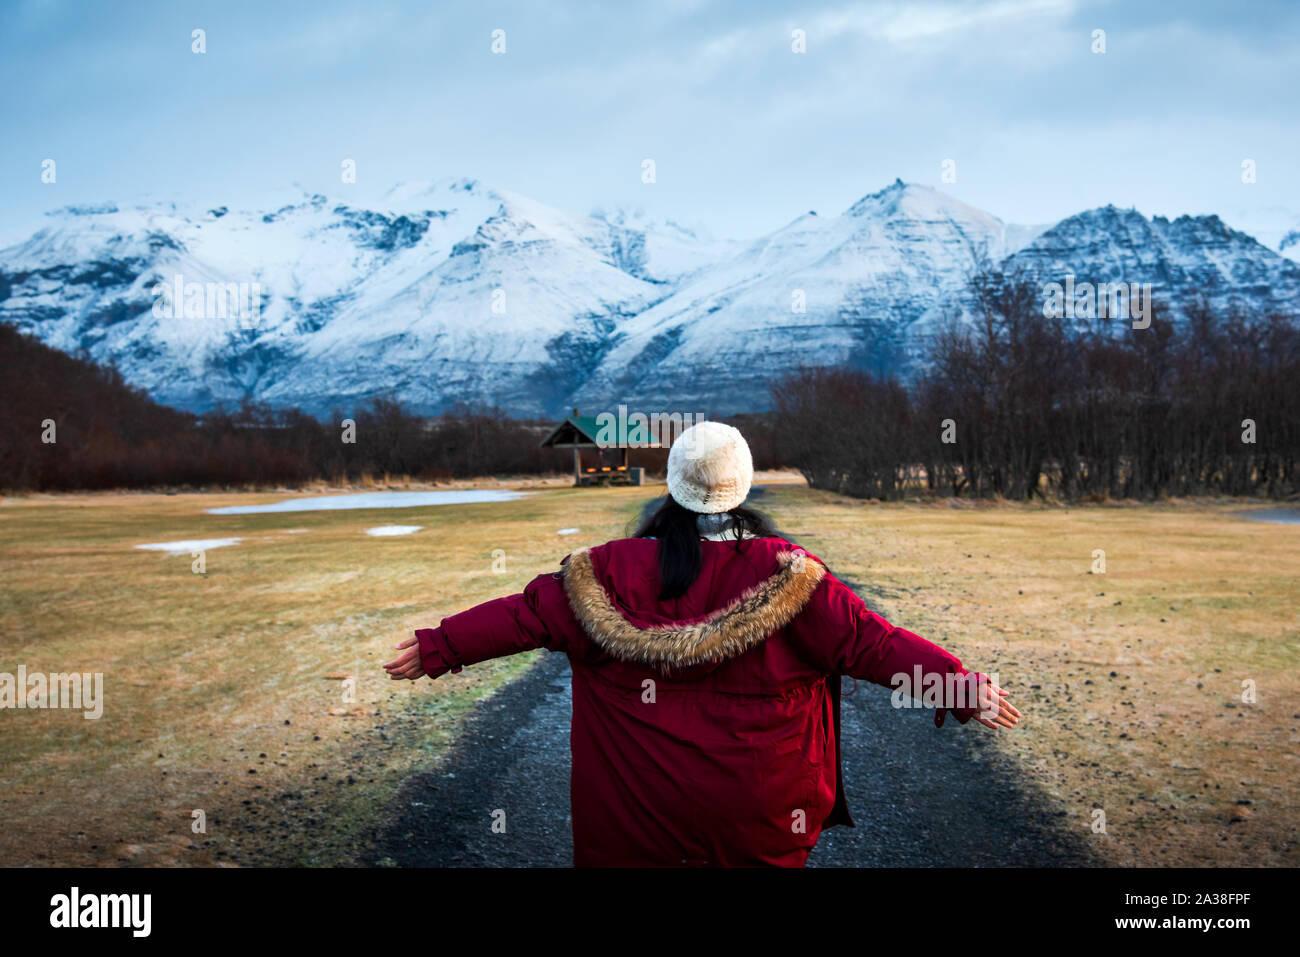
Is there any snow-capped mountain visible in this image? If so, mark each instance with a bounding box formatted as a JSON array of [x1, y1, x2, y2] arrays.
[[1002, 205, 1300, 320], [572, 180, 1047, 411], [586, 206, 742, 284], [2, 179, 1297, 417], [0, 179, 685, 414]]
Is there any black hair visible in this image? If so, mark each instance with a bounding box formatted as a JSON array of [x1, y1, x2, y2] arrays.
[[630, 495, 781, 601]]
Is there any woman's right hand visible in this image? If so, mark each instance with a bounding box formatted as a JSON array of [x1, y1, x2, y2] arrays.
[[383, 636, 427, 681]]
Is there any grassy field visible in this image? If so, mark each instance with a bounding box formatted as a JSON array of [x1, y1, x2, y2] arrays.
[[0, 481, 1296, 866]]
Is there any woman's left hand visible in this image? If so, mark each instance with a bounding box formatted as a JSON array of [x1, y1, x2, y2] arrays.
[[974, 681, 1021, 730], [383, 636, 426, 681]]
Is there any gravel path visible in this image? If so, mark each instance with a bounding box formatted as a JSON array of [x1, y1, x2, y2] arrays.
[[369, 649, 1097, 867]]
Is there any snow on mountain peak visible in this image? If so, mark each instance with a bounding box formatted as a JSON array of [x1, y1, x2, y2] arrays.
[[381, 176, 489, 211], [2, 178, 1296, 418]]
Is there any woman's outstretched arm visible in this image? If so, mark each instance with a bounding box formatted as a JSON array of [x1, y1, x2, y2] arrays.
[[384, 568, 570, 682], [788, 553, 1021, 731]]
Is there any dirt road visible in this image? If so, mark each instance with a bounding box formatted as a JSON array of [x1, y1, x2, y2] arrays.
[[370, 652, 1096, 867]]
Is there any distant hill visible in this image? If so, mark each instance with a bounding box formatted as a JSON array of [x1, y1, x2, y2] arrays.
[[0, 322, 584, 490], [0, 322, 196, 488]]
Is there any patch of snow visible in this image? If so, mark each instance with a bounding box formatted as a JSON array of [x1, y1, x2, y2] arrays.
[[365, 525, 423, 536], [1240, 508, 1300, 525], [557, 528, 580, 535], [135, 537, 242, 555], [206, 490, 530, 515]]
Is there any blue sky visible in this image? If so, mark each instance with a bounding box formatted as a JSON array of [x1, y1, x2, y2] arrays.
[[1, 0, 1297, 244]]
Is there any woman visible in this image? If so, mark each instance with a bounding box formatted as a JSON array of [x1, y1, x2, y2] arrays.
[[383, 421, 1020, 866]]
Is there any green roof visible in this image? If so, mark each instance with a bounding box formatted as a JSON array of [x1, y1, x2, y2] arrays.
[[539, 415, 666, 449]]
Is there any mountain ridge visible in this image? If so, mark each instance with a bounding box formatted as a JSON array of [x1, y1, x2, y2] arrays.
[[2, 178, 1297, 417]]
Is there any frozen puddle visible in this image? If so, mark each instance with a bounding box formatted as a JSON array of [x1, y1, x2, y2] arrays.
[[136, 537, 242, 556], [1240, 508, 1300, 525], [366, 525, 422, 537], [207, 490, 530, 515]]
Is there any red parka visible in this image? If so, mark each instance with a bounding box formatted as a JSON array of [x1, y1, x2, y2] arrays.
[[415, 535, 977, 867]]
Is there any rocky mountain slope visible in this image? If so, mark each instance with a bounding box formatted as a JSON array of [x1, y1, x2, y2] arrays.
[[3, 178, 1297, 417]]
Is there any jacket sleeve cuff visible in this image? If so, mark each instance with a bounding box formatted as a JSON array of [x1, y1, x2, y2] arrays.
[[936, 668, 983, 726], [415, 626, 462, 679]]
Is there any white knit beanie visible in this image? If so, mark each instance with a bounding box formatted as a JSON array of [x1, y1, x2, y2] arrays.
[[666, 421, 754, 514]]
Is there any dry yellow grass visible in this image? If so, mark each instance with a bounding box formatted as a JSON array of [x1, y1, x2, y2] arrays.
[[0, 483, 1295, 866], [0, 485, 637, 866], [763, 486, 1300, 866]]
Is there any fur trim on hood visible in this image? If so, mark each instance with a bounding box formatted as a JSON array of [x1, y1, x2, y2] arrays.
[[562, 546, 825, 669]]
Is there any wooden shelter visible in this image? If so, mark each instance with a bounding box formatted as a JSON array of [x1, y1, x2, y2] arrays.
[[540, 410, 655, 486]]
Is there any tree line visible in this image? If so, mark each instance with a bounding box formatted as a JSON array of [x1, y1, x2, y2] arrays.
[[4, 268, 1296, 499], [0, 322, 543, 489], [0, 322, 673, 490], [770, 271, 1299, 501]]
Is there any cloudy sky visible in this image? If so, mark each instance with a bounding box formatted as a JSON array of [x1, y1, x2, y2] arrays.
[[2, 0, 1297, 244]]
